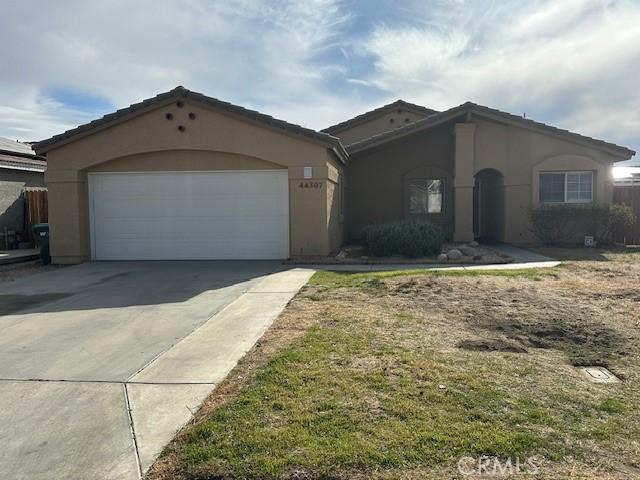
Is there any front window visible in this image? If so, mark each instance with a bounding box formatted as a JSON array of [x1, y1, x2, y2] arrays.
[[540, 171, 593, 204], [409, 179, 444, 214]]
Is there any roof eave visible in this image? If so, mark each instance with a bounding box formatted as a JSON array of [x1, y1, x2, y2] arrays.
[[34, 87, 344, 157], [346, 107, 467, 154], [331, 144, 350, 164], [347, 103, 635, 160], [322, 100, 438, 135], [33, 93, 178, 154], [0, 164, 46, 173], [0, 148, 44, 160]]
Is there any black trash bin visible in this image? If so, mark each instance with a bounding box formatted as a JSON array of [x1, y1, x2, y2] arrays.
[[32, 223, 51, 265]]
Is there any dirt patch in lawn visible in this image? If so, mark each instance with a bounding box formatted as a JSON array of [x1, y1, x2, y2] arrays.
[[384, 270, 633, 368], [457, 338, 529, 353], [470, 312, 627, 366]]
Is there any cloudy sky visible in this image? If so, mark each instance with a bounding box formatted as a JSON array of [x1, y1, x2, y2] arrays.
[[0, 0, 638, 166]]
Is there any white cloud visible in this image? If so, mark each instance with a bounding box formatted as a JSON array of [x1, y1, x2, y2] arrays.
[[358, 0, 640, 159], [0, 0, 638, 164], [0, 0, 353, 140], [368, 26, 469, 82]]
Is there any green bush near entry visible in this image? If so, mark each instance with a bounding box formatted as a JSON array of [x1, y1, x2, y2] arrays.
[[529, 203, 635, 245], [363, 219, 444, 257]]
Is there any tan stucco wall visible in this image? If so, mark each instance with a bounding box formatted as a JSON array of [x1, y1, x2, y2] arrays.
[[470, 117, 618, 244], [331, 109, 430, 146], [45, 99, 341, 263], [347, 123, 455, 239]]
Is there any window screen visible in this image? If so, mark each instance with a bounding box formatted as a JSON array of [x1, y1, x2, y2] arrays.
[[540, 173, 565, 203]]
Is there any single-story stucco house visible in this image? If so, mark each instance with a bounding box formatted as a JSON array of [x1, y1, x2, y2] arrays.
[[0, 138, 46, 239], [33, 87, 635, 264]]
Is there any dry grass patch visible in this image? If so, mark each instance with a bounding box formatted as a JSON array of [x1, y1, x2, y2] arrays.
[[150, 250, 640, 480]]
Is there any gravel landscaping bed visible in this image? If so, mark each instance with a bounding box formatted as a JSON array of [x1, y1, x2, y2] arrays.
[[286, 242, 512, 265]]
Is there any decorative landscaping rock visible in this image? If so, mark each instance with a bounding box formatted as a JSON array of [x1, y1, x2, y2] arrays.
[[459, 245, 477, 256], [437, 253, 448, 262], [446, 249, 462, 260], [469, 241, 479, 248]]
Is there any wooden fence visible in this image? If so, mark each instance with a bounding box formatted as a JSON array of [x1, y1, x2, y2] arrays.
[[24, 187, 48, 241], [614, 185, 640, 245]]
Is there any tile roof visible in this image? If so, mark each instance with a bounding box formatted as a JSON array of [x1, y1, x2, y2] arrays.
[[0, 137, 38, 156], [322, 99, 438, 135], [30, 89, 635, 163], [0, 153, 47, 172], [347, 101, 635, 159], [33, 86, 348, 162]]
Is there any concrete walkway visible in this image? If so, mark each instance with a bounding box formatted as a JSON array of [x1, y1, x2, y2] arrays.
[[0, 262, 314, 480], [301, 245, 559, 272], [487, 243, 557, 263]]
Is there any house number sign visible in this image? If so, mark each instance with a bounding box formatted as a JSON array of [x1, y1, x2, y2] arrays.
[[298, 181, 323, 189]]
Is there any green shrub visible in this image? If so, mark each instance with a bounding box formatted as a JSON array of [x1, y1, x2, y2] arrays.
[[363, 219, 444, 257], [605, 203, 636, 242], [529, 203, 635, 245]]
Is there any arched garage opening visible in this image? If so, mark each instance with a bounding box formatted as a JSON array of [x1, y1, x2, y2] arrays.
[[87, 150, 290, 260], [473, 168, 505, 242]]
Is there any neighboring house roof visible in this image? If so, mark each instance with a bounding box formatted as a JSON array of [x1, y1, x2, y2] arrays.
[[0, 137, 36, 156], [33, 86, 348, 163], [0, 153, 47, 173], [0, 137, 46, 172], [346, 102, 636, 159], [322, 99, 438, 135]]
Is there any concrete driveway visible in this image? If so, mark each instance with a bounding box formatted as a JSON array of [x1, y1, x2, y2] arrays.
[[0, 261, 314, 480]]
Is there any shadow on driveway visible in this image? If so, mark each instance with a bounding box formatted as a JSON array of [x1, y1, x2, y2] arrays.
[[0, 260, 281, 315]]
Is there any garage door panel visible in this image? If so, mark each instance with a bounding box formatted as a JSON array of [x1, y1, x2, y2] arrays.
[[95, 215, 288, 232], [94, 218, 287, 239], [96, 173, 285, 195], [95, 196, 286, 219], [96, 238, 287, 260], [89, 171, 289, 260]]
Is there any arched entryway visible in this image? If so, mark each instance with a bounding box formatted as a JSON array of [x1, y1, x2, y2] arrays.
[[473, 168, 505, 242]]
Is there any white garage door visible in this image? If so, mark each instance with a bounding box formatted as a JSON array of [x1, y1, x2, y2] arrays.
[[88, 171, 289, 260]]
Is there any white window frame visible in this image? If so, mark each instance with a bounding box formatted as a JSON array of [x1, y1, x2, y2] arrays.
[[539, 171, 593, 204]]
